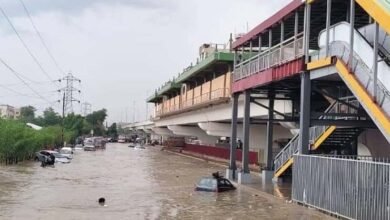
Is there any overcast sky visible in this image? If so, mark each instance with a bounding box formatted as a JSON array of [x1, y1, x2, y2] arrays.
[[0, 0, 291, 123]]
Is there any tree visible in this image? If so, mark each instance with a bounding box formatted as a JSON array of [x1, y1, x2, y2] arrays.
[[42, 107, 61, 126], [85, 109, 107, 136], [107, 123, 118, 138], [19, 106, 36, 123]]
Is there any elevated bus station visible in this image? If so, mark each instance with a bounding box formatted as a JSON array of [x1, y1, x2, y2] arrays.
[[228, 0, 390, 218], [140, 0, 390, 218]]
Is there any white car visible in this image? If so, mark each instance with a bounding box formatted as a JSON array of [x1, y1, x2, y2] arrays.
[[60, 147, 74, 159]]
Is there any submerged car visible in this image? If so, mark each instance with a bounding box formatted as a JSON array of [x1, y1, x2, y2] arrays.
[[195, 173, 236, 193], [60, 147, 74, 159], [35, 150, 71, 164], [84, 145, 96, 151]]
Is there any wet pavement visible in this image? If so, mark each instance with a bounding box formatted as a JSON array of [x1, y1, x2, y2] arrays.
[[0, 143, 333, 220]]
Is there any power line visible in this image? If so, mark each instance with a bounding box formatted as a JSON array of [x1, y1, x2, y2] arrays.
[[0, 57, 53, 105], [18, 0, 65, 76], [0, 5, 56, 82]]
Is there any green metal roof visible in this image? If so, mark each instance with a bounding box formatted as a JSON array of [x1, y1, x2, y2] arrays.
[[176, 52, 234, 83], [147, 51, 234, 103], [147, 81, 181, 102]]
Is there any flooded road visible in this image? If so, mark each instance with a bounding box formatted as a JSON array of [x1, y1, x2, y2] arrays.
[[0, 143, 332, 220]]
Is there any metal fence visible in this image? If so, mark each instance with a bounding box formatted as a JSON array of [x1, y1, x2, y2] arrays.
[[293, 154, 390, 220], [233, 33, 304, 81]]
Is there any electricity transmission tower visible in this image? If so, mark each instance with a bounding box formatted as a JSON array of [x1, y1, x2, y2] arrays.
[[59, 73, 81, 115], [82, 102, 92, 116]]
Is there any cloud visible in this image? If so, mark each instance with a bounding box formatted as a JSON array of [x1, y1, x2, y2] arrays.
[[0, 0, 170, 17], [0, 0, 292, 122]]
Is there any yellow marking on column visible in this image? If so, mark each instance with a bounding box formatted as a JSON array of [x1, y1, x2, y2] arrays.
[[335, 59, 390, 136], [307, 57, 332, 70], [312, 126, 336, 150], [356, 0, 390, 34], [274, 158, 294, 178]]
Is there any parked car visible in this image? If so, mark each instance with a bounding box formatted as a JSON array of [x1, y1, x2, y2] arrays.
[[195, 172, 236, 193], [35, 150, 71, 164], [60, 147, 73, 159], [84, 145, 96, 151], [118, 138, 126, 143]]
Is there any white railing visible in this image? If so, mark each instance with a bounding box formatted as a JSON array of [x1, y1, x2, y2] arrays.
[[233, 33, 304, 81]]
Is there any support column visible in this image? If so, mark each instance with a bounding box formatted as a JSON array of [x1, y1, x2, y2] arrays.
[[258, 36, 262, 70], [294, 11, 299, 56], [280, 21, 285, 61], [262, 91, 274, 184], [349, 0, 355, 68], [298, 72, 311, 155], [304, 3, 311, 63], [226, 93, 239, 180], [373, 22, 379, 102], [268, 29, 272, 67], [238, 90, 251, 184]]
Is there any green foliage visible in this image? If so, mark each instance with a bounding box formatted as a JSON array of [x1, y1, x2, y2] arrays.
[[85, 109, 107, 136], [0, 107, 109, 164], [107, 123, 118, 138], [0, 119, 65, 165]]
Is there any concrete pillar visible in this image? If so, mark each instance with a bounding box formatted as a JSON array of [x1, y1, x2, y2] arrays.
[[298, 72, 311, 155], [226, 93, 239, 180], [238, 90, 251, 184], [263, 92, 274, 184], [265, 93, 274, 170]]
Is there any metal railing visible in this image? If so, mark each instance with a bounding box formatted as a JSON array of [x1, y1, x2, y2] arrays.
[[233, 33, 304, 81], [155, 88, 230, 117], [312, 41, 390, 118], [293, 154, 390, 220], [274, 98, 360, 173]]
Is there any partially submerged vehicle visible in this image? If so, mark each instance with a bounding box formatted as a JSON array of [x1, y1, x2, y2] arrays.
[[93, 137, 106, 150], [35, 150, 71, 165], [83, 144, 96, 151], [60, 147, 73, 159], [195, 172, 236, 193]]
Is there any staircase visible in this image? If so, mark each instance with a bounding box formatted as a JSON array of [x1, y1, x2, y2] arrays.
[[359, 24, 390, 66], [273, 100, 360, 178], [314, 22, 390, 143]]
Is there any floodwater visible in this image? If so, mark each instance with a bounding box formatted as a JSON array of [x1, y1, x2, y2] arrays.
[[0, 143, 333, 220]]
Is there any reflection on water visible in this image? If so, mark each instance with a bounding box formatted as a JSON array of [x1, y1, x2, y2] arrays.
[[0, 144, 332, 220]]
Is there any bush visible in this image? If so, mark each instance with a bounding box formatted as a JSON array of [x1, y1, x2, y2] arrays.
[[0, 119, 68, 165]]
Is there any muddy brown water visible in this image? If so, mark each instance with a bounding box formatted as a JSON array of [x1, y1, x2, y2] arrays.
[[0, 143, 333, 220]]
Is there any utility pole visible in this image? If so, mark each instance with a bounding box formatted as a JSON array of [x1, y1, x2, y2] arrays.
[[81, 102, 92, 116], [61, 92, 65, 148], [58, 73, 81, 115]]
